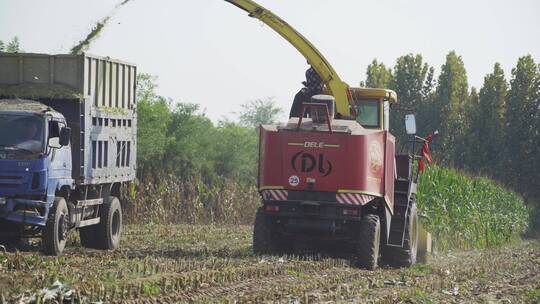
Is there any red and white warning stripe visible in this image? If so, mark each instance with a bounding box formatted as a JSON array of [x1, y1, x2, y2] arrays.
[[261, 189, 288, 201], [336, 193, 375, 206]]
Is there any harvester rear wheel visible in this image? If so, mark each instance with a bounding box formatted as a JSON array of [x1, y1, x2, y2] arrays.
[[253, 208, 280, 255], [355, 214, 381, 270], [382, 203, 418, 267]]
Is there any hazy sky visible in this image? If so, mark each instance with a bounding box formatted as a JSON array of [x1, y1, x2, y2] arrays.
[[1, 0, 539, 121]]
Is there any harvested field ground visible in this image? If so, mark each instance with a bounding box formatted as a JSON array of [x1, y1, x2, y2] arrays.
[[0, 225, 539, 303]]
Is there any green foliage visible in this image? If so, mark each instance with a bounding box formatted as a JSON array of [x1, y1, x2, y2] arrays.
[[526, 289, 540, 303], [136, 74, 258, 184], [417, 165, 531, 250], [433, 51, 470, 164], [0, 36, 22, 53], [467, 64, 507, 174], [462, 87, 480, 169], [5, 36, 21, 53], [214, 121, 258, 181], [364, 59, 393, 88], [390, 54, 435, 142], [237, 97, 283, 127], [136, 74, 171, 174], [504, 56, 539, 196]]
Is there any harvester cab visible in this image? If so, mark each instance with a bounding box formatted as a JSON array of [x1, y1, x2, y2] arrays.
[[225, 0, 433, 269], [351, 88, 396, 131]]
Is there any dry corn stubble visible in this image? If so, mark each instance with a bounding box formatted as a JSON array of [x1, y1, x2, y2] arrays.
[[0, 224, 538, 303]]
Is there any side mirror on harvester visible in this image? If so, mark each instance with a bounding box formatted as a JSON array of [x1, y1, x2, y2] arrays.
[[59, 127, 71, 146], [405, 114, 417, 135]]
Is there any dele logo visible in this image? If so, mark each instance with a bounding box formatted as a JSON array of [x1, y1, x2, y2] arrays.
[[291, 151, 333, 177]]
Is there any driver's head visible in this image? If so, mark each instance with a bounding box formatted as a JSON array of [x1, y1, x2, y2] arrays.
[[24, 120, 39, 139]]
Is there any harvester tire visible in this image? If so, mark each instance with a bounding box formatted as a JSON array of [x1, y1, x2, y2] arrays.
[[95, 196, 123, 250], [42, 197, 69, 256], [382, 203, 418, 267], [253, 208, 279, 255], [356, 214, 381, 270]]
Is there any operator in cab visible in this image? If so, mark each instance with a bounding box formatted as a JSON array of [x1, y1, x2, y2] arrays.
[[289, 67, 324, 118], [16, 118, 43, 153]]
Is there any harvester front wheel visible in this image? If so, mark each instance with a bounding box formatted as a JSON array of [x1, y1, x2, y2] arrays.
[[253, 208, 280, 255], [355, 214, 381, 270], [382, 203, 419, 267]]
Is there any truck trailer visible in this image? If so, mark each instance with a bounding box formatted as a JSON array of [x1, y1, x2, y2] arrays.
[[0, 53, 137, 255]]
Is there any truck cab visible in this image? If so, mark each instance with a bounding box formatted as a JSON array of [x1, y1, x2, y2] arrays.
[[0, 100, 73, 227]]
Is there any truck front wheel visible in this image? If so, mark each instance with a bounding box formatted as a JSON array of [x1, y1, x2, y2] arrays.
[[355, 214, 381, 270], [95, 196, 122, 250], [42, 197, 69, 255]]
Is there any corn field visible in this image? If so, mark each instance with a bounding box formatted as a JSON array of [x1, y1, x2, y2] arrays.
[[124, 165, 532, 252], [123, 176, 260, 225], [417, 165, 532, 251]]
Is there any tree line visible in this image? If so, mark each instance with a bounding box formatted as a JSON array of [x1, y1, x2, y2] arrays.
[[364, 52, 539, 225], [136, 74, 283, 185]]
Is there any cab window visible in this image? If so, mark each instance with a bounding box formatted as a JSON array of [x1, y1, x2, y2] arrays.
[[356, 99, 380, 129]]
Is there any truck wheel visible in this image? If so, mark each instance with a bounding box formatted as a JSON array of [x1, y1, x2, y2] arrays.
[[42, 197, 69, 256], [253, 208, 279, 255], [95, 196, 122, 250], [382, 204, 419, 267], [356, 214, 381, 270]]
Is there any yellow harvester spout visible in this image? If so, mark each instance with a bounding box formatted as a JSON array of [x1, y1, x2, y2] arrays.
[[224, 0, 354, 117]]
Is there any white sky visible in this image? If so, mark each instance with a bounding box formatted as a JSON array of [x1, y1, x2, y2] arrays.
[[1, 0, 539, 122]]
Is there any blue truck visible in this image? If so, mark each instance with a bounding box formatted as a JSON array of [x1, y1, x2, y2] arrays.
[[0, 53, 137, 255]]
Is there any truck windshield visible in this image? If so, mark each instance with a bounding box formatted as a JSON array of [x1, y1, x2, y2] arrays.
[[356, 99, 380, 129], [0, 113, 45, 155]]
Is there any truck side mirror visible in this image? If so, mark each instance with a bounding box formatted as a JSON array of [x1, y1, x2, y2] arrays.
[[405, 114, 417, 135], [59, 127, 71, 146]]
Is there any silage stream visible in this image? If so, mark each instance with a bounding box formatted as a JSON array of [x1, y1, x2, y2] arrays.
[[70, 0, 134, 54]]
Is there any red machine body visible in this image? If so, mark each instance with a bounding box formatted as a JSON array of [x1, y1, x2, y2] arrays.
[[259, 118, 395, 213]]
